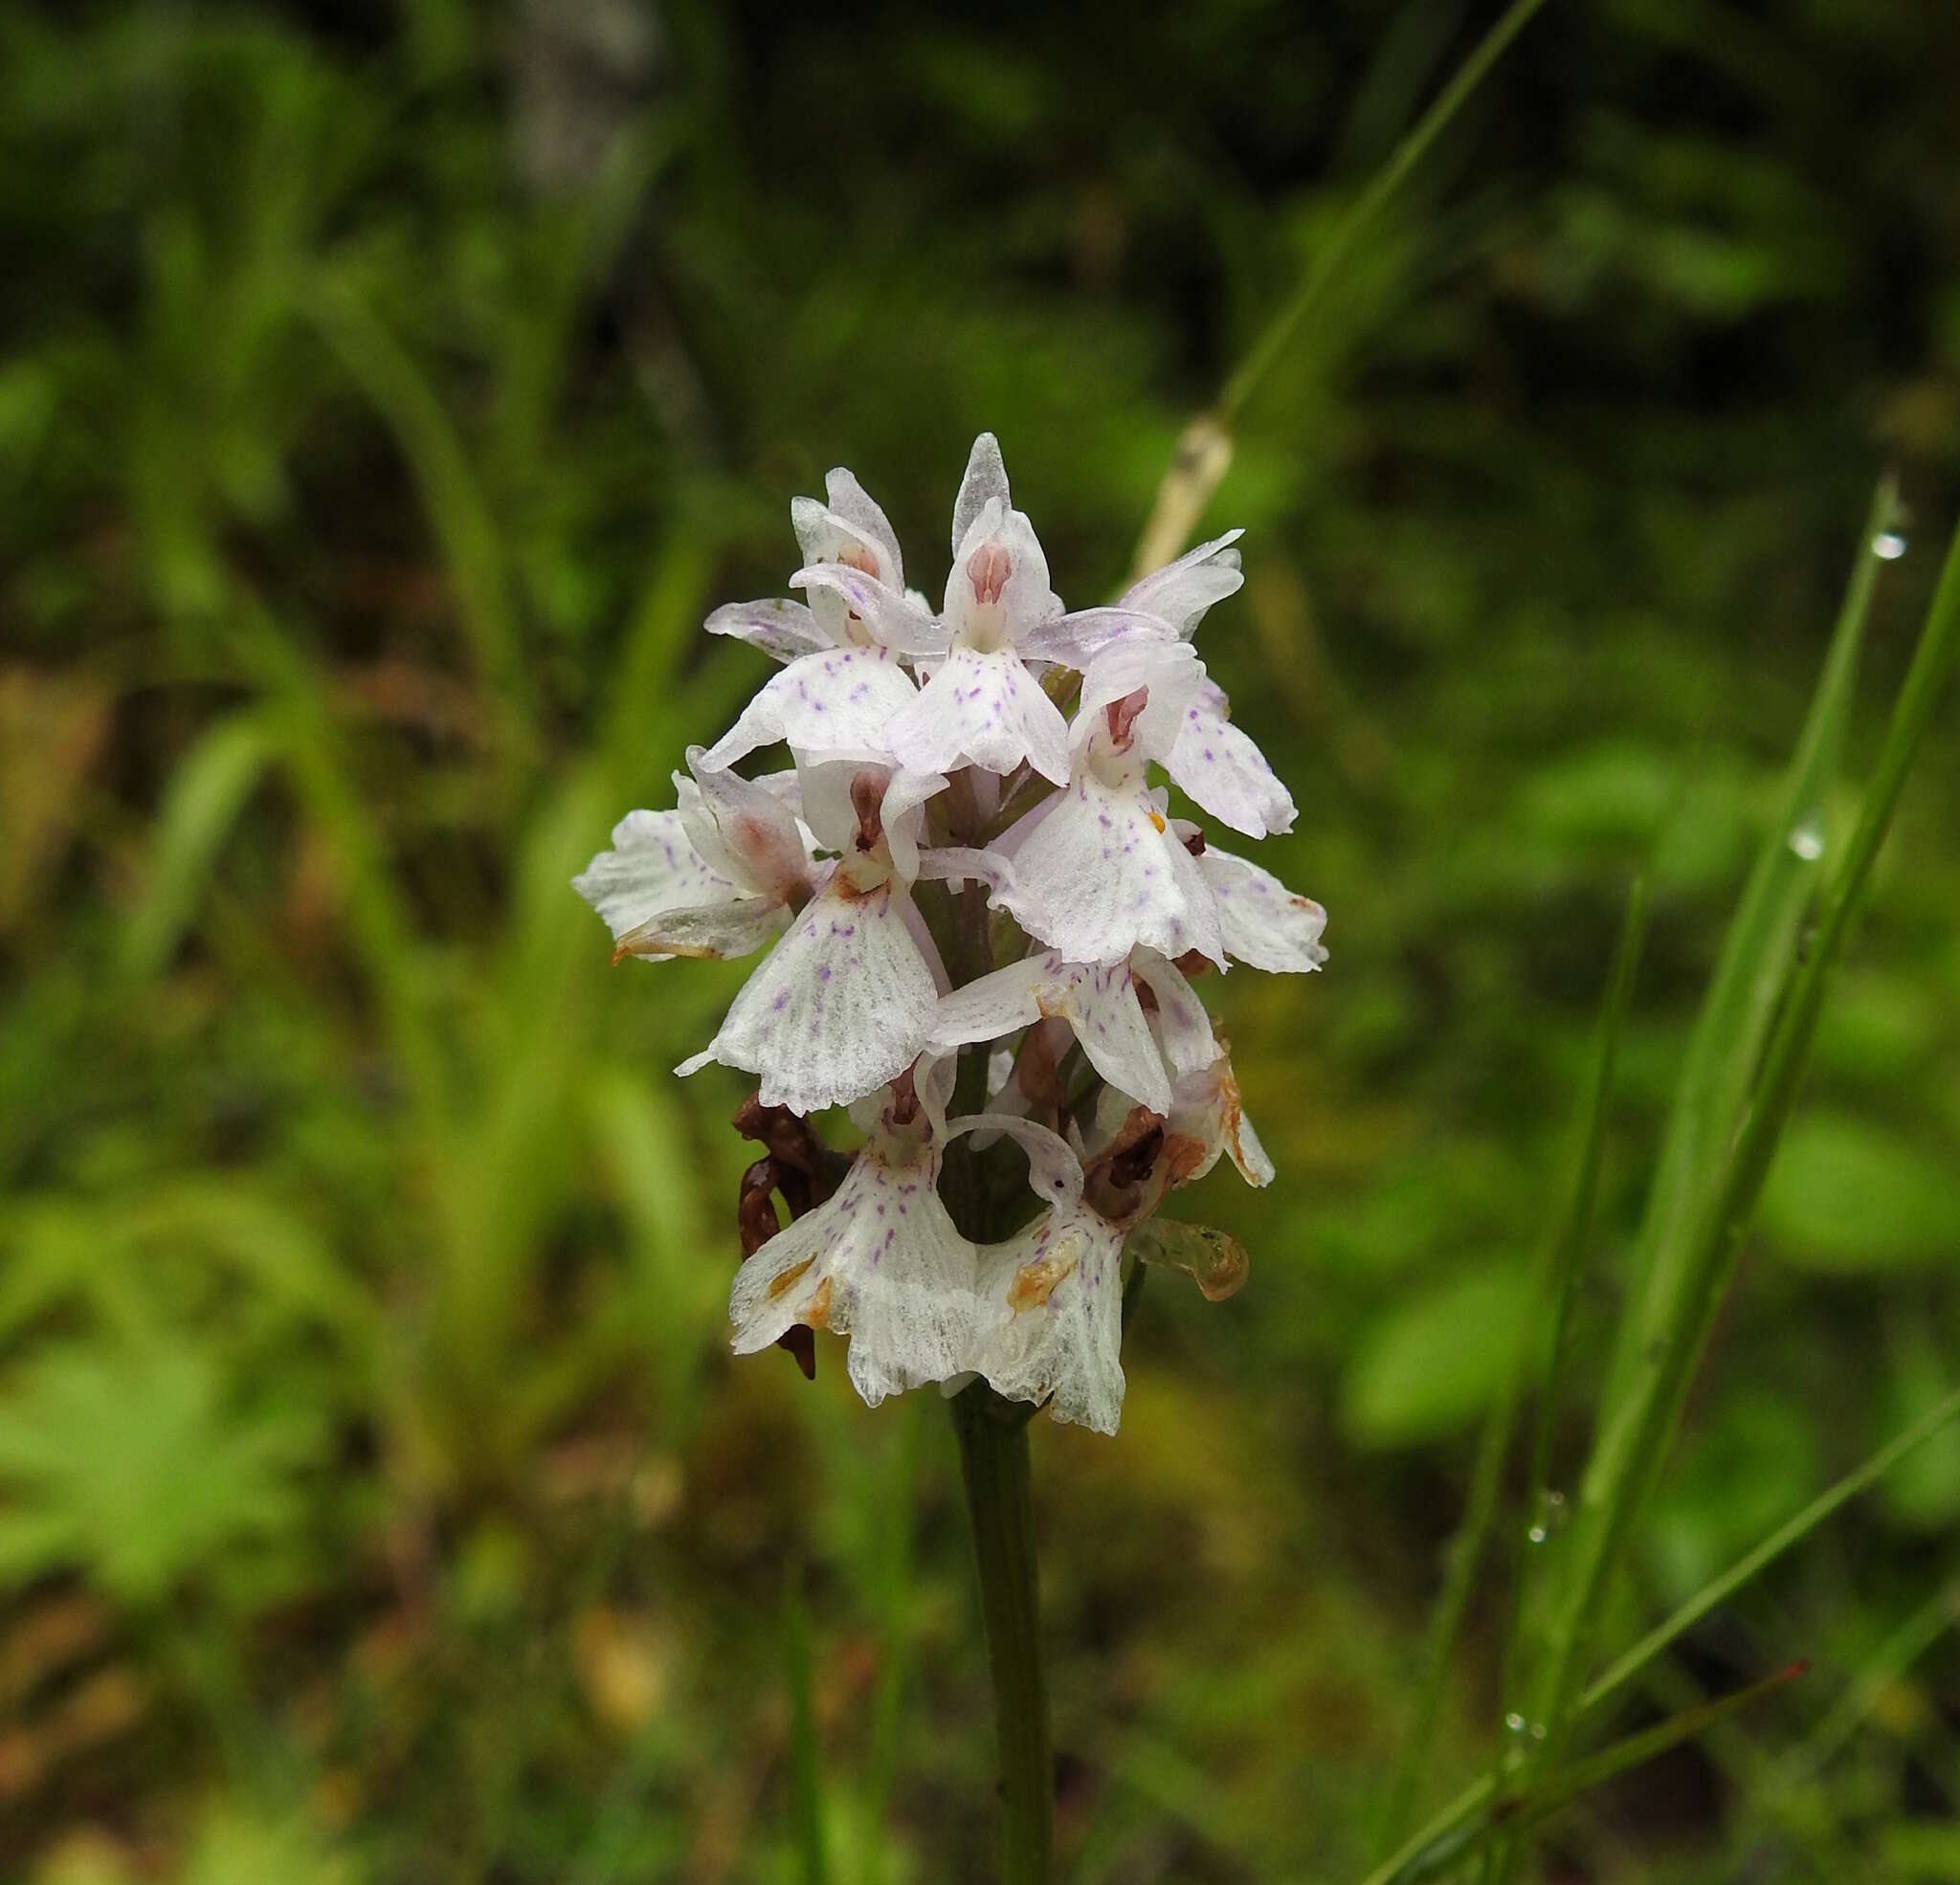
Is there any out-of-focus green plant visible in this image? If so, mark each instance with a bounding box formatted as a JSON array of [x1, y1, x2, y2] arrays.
[[3, 0, 1959, 1880]]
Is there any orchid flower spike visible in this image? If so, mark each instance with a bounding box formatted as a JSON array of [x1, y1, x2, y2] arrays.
[[575, 432, 1328, 1433]]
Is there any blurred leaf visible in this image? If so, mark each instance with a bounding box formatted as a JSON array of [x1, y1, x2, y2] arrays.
[[0, 1334, 324, 1607], [1813, 967, 1945, 1083], [1759, 1113, 1960, 1272], [1515, 739, 1676, 843], [1878, 1337, 1960, 1530], [121, 711, 276, 977], [1879, 1823, 1960, 1883], [1341, 1262, 1531, 1448], [1644, 1392, 1818, 1601], [178, 1806, 361, 1885]]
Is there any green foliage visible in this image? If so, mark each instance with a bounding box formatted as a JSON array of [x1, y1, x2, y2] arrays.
[[0, 1333, 325, 1608], [1342, 1260, 1533, 1449], [2, 0, 1959, 1880], [1759, 1113, 1960, 1271]]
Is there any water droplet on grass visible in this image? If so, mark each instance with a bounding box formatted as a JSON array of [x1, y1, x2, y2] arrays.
[[1787, 816, 1825, 861], [1873, 529, 1907, 561], [1527, 1487, 1568, 1544]]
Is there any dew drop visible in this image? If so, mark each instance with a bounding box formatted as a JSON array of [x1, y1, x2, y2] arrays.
[[1526, 1487, 1568, 1545], [1504, 1711, 1528, 1737], [1873, 529, 1907, 561], [1787, 816, 1825, 862]]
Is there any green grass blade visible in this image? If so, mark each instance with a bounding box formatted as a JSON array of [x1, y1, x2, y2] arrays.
[[1354, 1382, 1960, 1885], [784, 1563, 831, 1885], [1511, 876, 1649, 1634], [302, 269, 532, 748], [1134, 0, 1556, 572], [226, 604, 445, 1120], [1600, 475, 1898, 1425], [1508, 1663, 1809, 1841], [494, 118, 679, 474], [119, 707, 275, 978], [1363, 1671, 1801, 1885], [1478, 877, 1648, 1883], [1526, 479, 1918, 1765], [1370, 876, 1647, 1857], [1568, 499, 1960, 1698], [1221, 0, 1555, 425], [1581, 1384, 1960, 1714], [1798, 1579, 1960, 1775]]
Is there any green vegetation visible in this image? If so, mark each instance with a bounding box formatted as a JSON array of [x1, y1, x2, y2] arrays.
[[3, 2, 1959, 1881]]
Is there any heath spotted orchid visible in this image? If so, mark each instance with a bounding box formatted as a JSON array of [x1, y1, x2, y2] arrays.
[[576, 434, 1325, 1432]]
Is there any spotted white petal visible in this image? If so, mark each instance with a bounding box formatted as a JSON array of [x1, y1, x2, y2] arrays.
[[913, 843, 1019, 899], [931, 952, 1172, 1115], [1019, 606, 1176, 669], [704, 596, 833, 665], [1197, 844, 1327, 972], [999, 776, 1226, 967], [951, 432, 1012, 557], [1119, 529, 1244, 637], [701, 645, 918, 770], [572, 809, 789, 963], [969, 1207, 1127, 1434], [1165, 677, 1296, 836], [678, 745, 813, 903], [791, 563, 947, 657], [678, 876, 942, 1113], [1130, 947, 1217, 1076], [888, 644, 1071, 785], [728, 1131, 980, 1406], [1168, 1049, 1275, 1187], [826, 469, 905, 582], [878, 765, 951, 882], [789, 468, 906, 590]]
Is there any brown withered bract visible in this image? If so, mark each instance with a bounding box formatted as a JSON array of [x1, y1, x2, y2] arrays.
[[732, 1095, 856, 1381], [731, 1095, 848, 1199]]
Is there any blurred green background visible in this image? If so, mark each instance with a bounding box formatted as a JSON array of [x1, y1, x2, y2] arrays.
[[4, 1, 1960, 1880]]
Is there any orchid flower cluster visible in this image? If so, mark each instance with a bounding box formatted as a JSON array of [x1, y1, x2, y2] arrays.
[[575, 435, 1325, 1434]]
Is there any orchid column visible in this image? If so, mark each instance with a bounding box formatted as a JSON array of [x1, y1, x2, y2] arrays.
[[576, 435, 1326, 1880]]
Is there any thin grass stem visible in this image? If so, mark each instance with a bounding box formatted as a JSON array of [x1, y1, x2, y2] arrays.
[[1370, 877, 1646, 1859], [1351, 1383, 1960, 1885]]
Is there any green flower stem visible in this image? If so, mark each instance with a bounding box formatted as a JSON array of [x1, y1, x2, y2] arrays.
[[953, 1386, 1054, 1885]]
